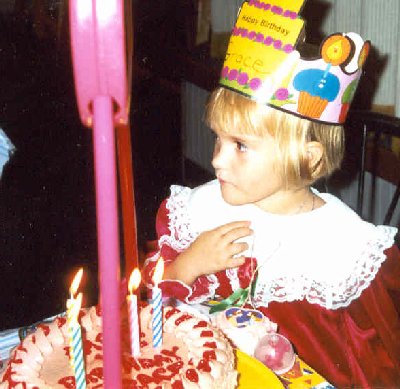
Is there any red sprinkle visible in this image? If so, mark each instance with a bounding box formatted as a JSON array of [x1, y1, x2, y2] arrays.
[[83, 338, 102, 356], [161, 346, 179, 358], [38, 324, 50, 336], [57, 317, 67, 328], [154, 354, 173, 365], [137, 373, 157, 385], [203, 350, 217, 361], [164, 308, 180, 320], [58, 376, 75, 389], [1, 364, 20, 387], [153, 367, 175, 380], [122, 378, 137, 388], [193, 321, 208, 328], [139, 358, 156, 369], [172, 380, 185, 389], [16, 345, 27, 353], [95, 332, 103, 343], [87, 367, 103, 384], [167, 360, 183, 374], [140, 339, 149, 347], [200, 330, 213, 337], [175, 314, 192, 326], [185, 368, 199, 383], [197, 358, 211, 372], [203, 341, 217, 348], [123, 355, 141, 371]]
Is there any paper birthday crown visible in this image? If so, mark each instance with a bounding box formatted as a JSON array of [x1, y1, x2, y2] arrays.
[[219, 0, 371, 125]]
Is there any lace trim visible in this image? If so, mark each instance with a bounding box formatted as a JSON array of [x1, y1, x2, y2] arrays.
[[252, 225, 397, 309], [226, 268, 241, 291], [159, 185, 199, 252], [190, 274, 220, 304], [156, 186, 221, 303]]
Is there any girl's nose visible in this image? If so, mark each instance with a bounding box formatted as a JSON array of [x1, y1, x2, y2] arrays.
[[212, 143, 227, 170]]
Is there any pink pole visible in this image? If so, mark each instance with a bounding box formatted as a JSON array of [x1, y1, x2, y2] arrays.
[[92, 95, 122, 388]]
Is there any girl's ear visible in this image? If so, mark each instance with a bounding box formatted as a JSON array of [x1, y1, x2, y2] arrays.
[[305, 141, 324, 171]]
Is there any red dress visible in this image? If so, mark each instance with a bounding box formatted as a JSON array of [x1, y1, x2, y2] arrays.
[[143, 181, 400, 388]]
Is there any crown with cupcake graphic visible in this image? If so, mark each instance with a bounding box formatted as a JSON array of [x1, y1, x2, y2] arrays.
[[219, 0, 371, 124]]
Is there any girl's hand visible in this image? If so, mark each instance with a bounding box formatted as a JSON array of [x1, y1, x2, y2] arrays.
[[164, 221, 253, 285]]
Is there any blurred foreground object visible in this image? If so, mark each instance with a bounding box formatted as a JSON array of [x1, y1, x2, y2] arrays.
[[0, 129, 15, 178]]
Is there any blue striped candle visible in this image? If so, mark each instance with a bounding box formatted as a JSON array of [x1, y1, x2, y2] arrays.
[[67, 292, 86, 389], [152, 285, 163, 348], [69, 321, 87, 389]]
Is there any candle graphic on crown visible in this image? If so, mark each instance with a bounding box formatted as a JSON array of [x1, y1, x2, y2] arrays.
[[66, 268, 86, 389], [127, 268, 141, 357], [152, 258, 164, 348]]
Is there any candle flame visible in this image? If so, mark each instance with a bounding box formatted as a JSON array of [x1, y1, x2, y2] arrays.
[[70, 268, 83, 297], [128, 268, 141, 295], [152, 258, 164, 285], [71, 292, 83, 322]]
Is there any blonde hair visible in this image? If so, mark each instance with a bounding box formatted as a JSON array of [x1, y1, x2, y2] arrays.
[[205, 88, 344, 188]]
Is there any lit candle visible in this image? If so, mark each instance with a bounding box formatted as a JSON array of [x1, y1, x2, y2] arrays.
[[67, 292, 86, 389], [127, 268, 141, 357], [152, 258, 164, 348], [67, 268, 83, 314]]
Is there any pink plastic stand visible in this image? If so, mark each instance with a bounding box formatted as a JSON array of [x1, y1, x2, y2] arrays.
[[69, 1, 132, 387]]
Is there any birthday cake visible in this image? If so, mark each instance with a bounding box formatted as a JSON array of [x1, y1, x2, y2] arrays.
[[0, 305, 237, 389]]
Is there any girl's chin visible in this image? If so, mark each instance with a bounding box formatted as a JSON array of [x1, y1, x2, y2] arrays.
[[220, 188, 246, 206]]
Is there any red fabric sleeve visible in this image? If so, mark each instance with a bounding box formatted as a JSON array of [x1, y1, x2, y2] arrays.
[[262, 244, 400, 389], [142, 198, 215, 303]]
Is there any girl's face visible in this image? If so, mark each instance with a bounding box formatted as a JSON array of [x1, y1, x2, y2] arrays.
[[211, 128, 286, 212]]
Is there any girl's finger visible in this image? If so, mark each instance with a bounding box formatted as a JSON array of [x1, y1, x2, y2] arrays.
[[226, 255, 246, 269], [229, 241, 249, 257], [223, 226, 253, 244], [215, 221, 251, 236]]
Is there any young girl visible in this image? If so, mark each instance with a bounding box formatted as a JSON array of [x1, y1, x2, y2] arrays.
[[143, 2, 400, 387]]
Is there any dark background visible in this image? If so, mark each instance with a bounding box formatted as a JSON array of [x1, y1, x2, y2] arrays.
[[0, 1, 193, 329]]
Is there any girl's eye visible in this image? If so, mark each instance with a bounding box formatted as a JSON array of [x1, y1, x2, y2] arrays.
[[211, 131, 220, 143], [236, 141, 248, 152]]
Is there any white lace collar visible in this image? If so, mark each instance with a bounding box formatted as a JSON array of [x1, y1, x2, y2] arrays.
[[163, 180, 397, 309]]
